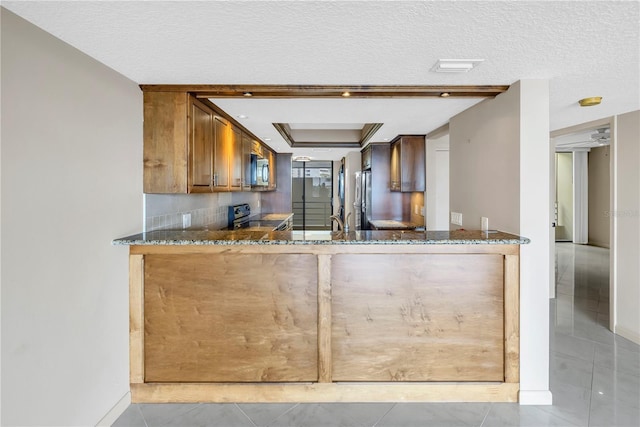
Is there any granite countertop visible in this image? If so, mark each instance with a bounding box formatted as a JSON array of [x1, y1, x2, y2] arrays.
[[113, 229, 530, 246], [369, 219, 422, 230]]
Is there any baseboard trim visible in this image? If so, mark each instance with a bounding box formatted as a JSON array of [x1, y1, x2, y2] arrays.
[[96, 391, 131, 427], [615, 325, 640, 345], [519, 390, 553, 405]]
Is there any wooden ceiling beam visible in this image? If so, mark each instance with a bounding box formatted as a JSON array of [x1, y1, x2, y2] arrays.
[[139, 84, 509, 98]]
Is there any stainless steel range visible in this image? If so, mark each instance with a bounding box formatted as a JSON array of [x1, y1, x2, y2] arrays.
[[227, 204, 293, 231]]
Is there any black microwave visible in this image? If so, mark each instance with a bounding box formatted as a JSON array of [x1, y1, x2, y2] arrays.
[[250, 154, 269, 187]]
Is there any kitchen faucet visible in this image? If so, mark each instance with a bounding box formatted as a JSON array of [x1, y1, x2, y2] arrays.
[[329, 215, 344, 232], [344, 212, 352, 232]]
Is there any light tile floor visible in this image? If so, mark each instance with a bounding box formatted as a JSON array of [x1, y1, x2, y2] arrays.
[[114, 243, 639, 426]]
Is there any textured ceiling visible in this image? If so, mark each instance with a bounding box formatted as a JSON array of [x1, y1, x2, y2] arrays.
[[3, 1, 639, 160]]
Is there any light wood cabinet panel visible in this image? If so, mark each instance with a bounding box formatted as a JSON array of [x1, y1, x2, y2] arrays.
[[143, 92, 189, 193], [331, 253, 504, 381], [144, 253, 319, 382], [212, 116, 230, 190], [189, 98, 214, 191], [267, 147, 277, 190], [390, 141, 401, 190], [390, 135, 425, 192], [230, 125, 243, 191], [242, 133, 253, 191]]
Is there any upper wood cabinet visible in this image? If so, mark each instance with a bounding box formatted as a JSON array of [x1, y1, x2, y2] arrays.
[[143, 91, 273, 194], [389, 135, 425, 192], [241, 133, 253, 191], [267, 147, 277, 191], [362, 145, 372, 170], [189, 97, 215, 192], [144, 92, 190, 193]]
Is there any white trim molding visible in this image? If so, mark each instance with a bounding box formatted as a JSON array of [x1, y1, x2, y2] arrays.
[[519, 390, 553, 405], [615, 325, 640, 345]]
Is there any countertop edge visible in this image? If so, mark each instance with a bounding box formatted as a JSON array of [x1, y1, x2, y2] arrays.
[[112, 236, 530, 246]]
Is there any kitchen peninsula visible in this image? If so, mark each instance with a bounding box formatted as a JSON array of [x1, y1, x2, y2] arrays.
[[114, 229, 528, 403]]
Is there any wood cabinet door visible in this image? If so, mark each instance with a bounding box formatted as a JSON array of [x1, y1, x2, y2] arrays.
[[400, 136, 425, 192], [267, 148, 277, 190], [213, 116, 230, 190], [242, 133, 252, 191], [362, 146, 372, 170], [144, 253, 319, 382], [230, 125, 243, 191], [331, 253, 505, 382], [188, 98, 213, 191], [144, 92, 189, 193], [390, 140, 401, 191]]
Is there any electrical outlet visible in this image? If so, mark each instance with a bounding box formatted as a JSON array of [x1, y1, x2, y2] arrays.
[[451, 212, 463, 226], [481, 217, 489, 231], [182, 213, 192, 228]]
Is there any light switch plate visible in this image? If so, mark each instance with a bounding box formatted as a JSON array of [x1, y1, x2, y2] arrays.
[[182, 213, 192, 228], [481, 216, 489, 231], [451, 212, 463, 226]]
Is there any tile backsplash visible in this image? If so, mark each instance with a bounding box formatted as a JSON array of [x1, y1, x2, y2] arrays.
[[144, 192, 261, 231]]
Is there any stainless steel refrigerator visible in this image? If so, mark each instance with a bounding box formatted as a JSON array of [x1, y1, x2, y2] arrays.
[[354, 170, 371, 230]]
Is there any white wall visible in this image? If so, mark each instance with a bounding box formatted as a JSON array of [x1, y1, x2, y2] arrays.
[[449, 88, 520, 233], [449, 80, 552, 404], [1, 8, 142, 426], [612, 110, 640, 344], [588, 146, 610, 248]]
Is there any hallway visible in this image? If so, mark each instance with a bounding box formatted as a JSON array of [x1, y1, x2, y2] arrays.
[[114, 244, 639, 426]]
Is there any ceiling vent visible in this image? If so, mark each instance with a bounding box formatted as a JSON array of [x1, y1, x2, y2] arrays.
[[431, 59, 484, 73]]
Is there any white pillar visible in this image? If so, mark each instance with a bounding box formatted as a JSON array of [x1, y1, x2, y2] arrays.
[[518, 80, 553, 405]]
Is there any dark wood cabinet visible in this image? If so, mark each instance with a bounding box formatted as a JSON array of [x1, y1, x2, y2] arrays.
[[362, 145, 372, 170], [389, 135, 425, 192]]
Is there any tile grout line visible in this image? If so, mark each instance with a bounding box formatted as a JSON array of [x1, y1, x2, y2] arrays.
[[587, 345, 596, 427], [264, 402, 300, 427], [371, 402, 396, 427], [478, 402, 491, 427], [234, 403, 258, 427], [136, 404, 149, 427]]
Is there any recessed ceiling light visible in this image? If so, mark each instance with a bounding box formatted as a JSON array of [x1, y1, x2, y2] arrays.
[[243, 92, 253, 97], [237, 114, 248, 119], [440, 92, 451, 98], [383, 138, 389, 141], [431, 59, 484, 73], [342, 91, 351, 97], [578, 97, 602, 107], [263, 137, 271, 141]]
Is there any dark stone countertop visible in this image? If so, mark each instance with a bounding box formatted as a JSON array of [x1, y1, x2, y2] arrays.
[[113, 229, 529, 246]]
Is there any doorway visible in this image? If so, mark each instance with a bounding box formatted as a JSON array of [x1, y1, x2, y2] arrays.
[[292, 161, 333, 230]]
